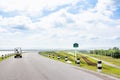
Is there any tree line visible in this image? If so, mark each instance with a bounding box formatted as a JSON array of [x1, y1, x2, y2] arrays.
[[90, 47, 120, 58]]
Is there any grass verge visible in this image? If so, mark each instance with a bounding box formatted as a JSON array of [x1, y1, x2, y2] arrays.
[[86, 53, 120, 66], [39, 51, 120, 78], [0, 54, 14, 62]]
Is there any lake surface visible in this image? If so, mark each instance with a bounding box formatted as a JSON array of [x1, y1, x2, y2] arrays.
[[0, 51, 14, 57]]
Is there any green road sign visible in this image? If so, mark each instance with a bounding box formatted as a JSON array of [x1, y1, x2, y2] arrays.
[[73, 43, 79, 48]]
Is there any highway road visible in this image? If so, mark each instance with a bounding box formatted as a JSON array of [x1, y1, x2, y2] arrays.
[[0, 52, 119, 80]]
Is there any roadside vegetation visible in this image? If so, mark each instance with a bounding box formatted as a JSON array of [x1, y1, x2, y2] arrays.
[[39, 50, 120, 78], [90, 47, 120, 58], [0, 54, 14, 62], [86, 53, 120, 66]]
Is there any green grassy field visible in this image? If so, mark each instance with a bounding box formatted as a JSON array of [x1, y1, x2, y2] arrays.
[[86, 53, 120, 66], [79, 53, 120, 78], [0, 57, 3, 61], [39, 51, 120, 78]]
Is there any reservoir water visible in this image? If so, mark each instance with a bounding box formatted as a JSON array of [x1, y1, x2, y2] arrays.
[[0, 51, 14, 57]]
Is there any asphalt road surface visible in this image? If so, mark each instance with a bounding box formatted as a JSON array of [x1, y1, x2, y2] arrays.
[[0, 52, 119, 80]]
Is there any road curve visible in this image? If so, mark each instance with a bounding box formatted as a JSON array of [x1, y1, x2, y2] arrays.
[[0, 52, 119, 80]]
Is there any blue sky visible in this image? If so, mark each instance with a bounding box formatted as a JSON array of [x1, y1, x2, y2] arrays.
[[0, 0, 120, 49]]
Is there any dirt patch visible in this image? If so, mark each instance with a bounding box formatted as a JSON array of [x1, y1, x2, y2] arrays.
[[81, 55, 97, 66]]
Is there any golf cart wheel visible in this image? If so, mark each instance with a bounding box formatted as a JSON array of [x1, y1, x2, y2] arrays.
[[14, 56, 16, 58], [20, 56, 22, 58]]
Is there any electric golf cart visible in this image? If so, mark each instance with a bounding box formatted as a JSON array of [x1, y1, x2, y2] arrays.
[[14, 47, 22, 58]]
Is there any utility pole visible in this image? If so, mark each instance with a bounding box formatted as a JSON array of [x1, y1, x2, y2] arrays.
[[73, 43, 79, 63]]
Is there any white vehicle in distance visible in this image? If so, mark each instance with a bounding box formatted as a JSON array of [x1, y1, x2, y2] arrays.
[[14, 47, 22, 58]]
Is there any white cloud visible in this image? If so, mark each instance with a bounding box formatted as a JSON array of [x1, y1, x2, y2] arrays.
[[0, 16, 29, 25], [0, 27, 7, 32], [0, 0, 79, 17], [95, 0, 116, 16], [0, 0, 120, 49]]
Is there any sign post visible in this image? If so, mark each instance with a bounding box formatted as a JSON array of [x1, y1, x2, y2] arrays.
[[65, 56, 68, 61], [76, 58, 80, 64], [73, 43, 79, 64], [52, 54, 54, 59], [48, 54, 50, 57], [2, 55, 4, 59], [97, 60, 102, 72], [58, 55, 60, 60]]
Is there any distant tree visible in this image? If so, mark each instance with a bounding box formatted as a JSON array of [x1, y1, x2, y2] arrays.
[[113, 47, 119, 50], [89, 47, 120, 58]]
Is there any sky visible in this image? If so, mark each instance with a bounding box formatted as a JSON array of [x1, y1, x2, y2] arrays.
[[0, 0, 120, 49]]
